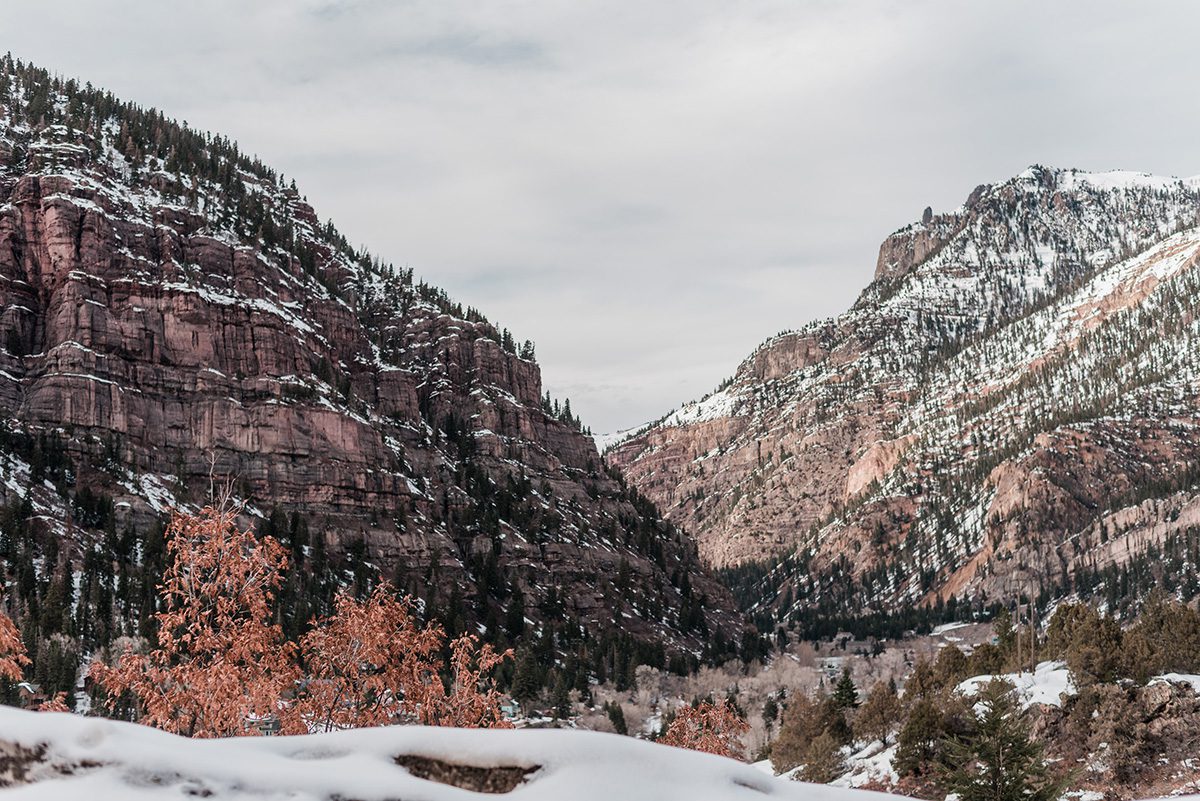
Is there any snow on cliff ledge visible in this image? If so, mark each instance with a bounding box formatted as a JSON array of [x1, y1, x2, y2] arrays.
[[0, 706, 884, 801]]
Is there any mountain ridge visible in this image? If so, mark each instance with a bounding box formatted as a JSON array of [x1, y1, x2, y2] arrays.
[[0, 55, 743, 681], [608, 162, 1200, 632]]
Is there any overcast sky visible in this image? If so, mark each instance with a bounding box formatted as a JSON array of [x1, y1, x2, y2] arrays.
[[6, 1, 1200, 432]]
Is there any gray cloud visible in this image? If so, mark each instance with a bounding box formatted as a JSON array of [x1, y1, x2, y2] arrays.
[[4, 1, 1200, 431]]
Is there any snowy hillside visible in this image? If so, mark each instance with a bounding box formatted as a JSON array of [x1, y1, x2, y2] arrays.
[[0, 706, 882, 801], [592, 425, 650, 454], [609, 163, 1200, 629]]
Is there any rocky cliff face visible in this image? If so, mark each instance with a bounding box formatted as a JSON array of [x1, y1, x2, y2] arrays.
[[0, 59, 738, 656], [609, 165, 1200, 624]]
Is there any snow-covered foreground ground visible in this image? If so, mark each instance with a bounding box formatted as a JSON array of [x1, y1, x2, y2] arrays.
[[7, 700, 1200, 800], [0, 706, 887, 800]]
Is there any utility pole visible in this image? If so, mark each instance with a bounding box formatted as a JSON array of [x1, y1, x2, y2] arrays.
[[1017, 597, 1027, 671], [1034, 598, 1039, 672]]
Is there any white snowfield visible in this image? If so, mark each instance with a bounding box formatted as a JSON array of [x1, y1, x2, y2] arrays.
[[0, 706, 889, 801], [591, 425, 648, 454], [3, 706, 1200, 801]]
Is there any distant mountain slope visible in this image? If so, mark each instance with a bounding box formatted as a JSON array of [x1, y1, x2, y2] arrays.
[[608, 165, 1200, 630], [0, 56, 740, 668]]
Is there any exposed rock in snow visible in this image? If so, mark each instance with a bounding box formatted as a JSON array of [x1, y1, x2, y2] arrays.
[[1151, 673, 1200, 692]]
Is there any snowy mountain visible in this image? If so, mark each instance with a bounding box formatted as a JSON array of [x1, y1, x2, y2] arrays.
[[608, 165, 1200, 630], [0, 57, 739, 665]]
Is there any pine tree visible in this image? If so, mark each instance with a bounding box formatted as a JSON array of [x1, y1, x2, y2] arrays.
[[895, 697, 944, 776], [855, 679, 901, 743], [1063, 611, 1124, 687], [993, 607, 1016, 657], [934, 645, 969, 687], [551, 672, 572, 720], [505, 583, 526, 640], [605, 700, 628, 735], [39, 558, 73, 637], [510, 648, 541, 711], [762, 695, 779, 730], [801, 730, 845, 783], [772, 691, 849, 772], [938, 680, 1063, 801], [833, 667, 859, 708], [1123, 591, 1200, 682]]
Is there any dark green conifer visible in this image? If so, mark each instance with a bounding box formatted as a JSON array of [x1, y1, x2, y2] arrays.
[[833, 667, 859, 709], [938, 680, 1063, 801]]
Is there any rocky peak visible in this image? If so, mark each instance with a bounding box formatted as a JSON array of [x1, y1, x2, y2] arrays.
[[869, 164, 1200, 308], [873, 207, 965, 283]]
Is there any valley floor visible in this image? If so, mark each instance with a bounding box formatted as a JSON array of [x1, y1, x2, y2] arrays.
[[572, 620, 1200, 800]]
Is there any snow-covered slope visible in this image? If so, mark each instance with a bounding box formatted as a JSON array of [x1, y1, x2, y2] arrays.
[[592, 425, 651, 454], [0, 707, 881, 801]]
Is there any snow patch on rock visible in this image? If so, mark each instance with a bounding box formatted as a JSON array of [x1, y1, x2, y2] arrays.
[[956, 661, 1075, 708]]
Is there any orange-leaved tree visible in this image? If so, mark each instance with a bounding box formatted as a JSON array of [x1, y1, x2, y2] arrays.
[[91, 506, 513, 736], [37, 692, 71, 712], [296, 582, 512, 731], [90, 505, 300, 737], [660, 699, 749, 759], [423, 632, 512, 728], [0, 594, 28, 683], [296, 582, 441, 731]]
